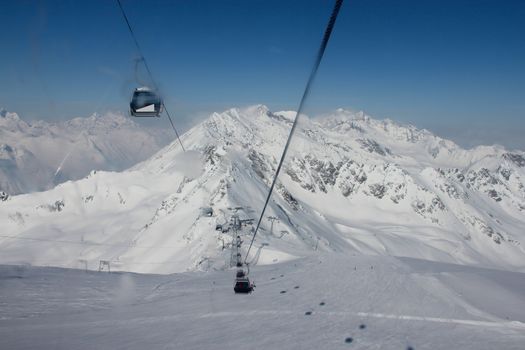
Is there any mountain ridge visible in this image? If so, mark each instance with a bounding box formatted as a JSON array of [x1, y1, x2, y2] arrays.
[[0, 110, 171, 194], [1, 105, 524, 273]]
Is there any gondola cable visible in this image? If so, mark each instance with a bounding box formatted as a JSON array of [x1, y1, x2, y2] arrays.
[[244, 0, 344, 263], [115, 0, 185, 151]]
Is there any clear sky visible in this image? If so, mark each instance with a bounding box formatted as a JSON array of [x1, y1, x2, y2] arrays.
[[1, 0, 524, 149]]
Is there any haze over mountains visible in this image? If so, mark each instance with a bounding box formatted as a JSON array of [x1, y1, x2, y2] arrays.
[[0, 109, 171, 195], [1, 105, 524, 273]]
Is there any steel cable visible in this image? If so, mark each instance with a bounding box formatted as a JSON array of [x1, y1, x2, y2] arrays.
[[244, 0, 344, 262], [115, 0, 185, 151]]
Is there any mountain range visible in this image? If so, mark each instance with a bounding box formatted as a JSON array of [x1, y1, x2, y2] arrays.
[[1, 105, 524, 273], [0, 109, 171, 195]]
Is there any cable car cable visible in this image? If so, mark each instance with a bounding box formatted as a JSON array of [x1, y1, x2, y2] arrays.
[[115, 0, 185, 151], [244, 0, 344, 263]]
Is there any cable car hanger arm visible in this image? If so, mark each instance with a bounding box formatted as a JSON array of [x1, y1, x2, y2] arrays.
[[115, 0, 185, 151]]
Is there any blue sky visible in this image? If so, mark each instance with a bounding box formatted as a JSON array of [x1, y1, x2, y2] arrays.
[[1, 0, 524, 149]]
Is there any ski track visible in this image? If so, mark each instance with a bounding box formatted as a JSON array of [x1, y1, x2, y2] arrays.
[[2, 254, 525, 349]]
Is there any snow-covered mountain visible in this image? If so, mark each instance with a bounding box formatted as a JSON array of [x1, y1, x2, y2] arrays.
[[0, 109, 171, 195], [1, 105, 524, 273]]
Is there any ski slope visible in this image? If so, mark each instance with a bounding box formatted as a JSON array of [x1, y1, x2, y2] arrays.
[[1, 254, 525, 349]]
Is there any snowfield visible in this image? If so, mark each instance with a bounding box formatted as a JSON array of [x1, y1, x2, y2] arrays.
[[1, 254, 525, 349], [1, 105, 525, 349], [0, 109, 170, 194], [1, 105, 524, 273]]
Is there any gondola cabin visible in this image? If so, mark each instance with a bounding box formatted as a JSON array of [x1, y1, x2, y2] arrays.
[[234, 277, 254, 294], [130, 87, 163, 117]]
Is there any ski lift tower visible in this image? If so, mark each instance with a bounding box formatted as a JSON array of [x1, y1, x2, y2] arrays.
[[229, 214, 244, 267], [267, 216, 279, 235], [226, 207, 255, 268]]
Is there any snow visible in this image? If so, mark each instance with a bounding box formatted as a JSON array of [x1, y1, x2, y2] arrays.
[[1, 105, 524, 274], [0, 110, 171, 194], [1, 104, 525, 348], [1, 254, 524, 349]]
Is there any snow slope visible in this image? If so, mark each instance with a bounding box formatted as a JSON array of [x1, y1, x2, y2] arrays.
[[0, 105, 524, 273], [0, 109, 170, 195], [1, 254, 525, 349]]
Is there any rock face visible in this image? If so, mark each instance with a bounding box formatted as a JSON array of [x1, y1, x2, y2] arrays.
[[0, 105, 524, 273], [0, 110, 171, 195]]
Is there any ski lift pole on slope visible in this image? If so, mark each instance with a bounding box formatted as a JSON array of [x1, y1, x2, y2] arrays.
[[232, 215, 255, 293]]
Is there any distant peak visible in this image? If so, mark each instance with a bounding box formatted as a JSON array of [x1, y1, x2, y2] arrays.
[[252, 104, 270, 112], [87, 111, 125, 120], [0, 109, 21, 122], [64, 111, 136, 132], [318, 109, 372, 125], [232, 104, 270, 117]]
